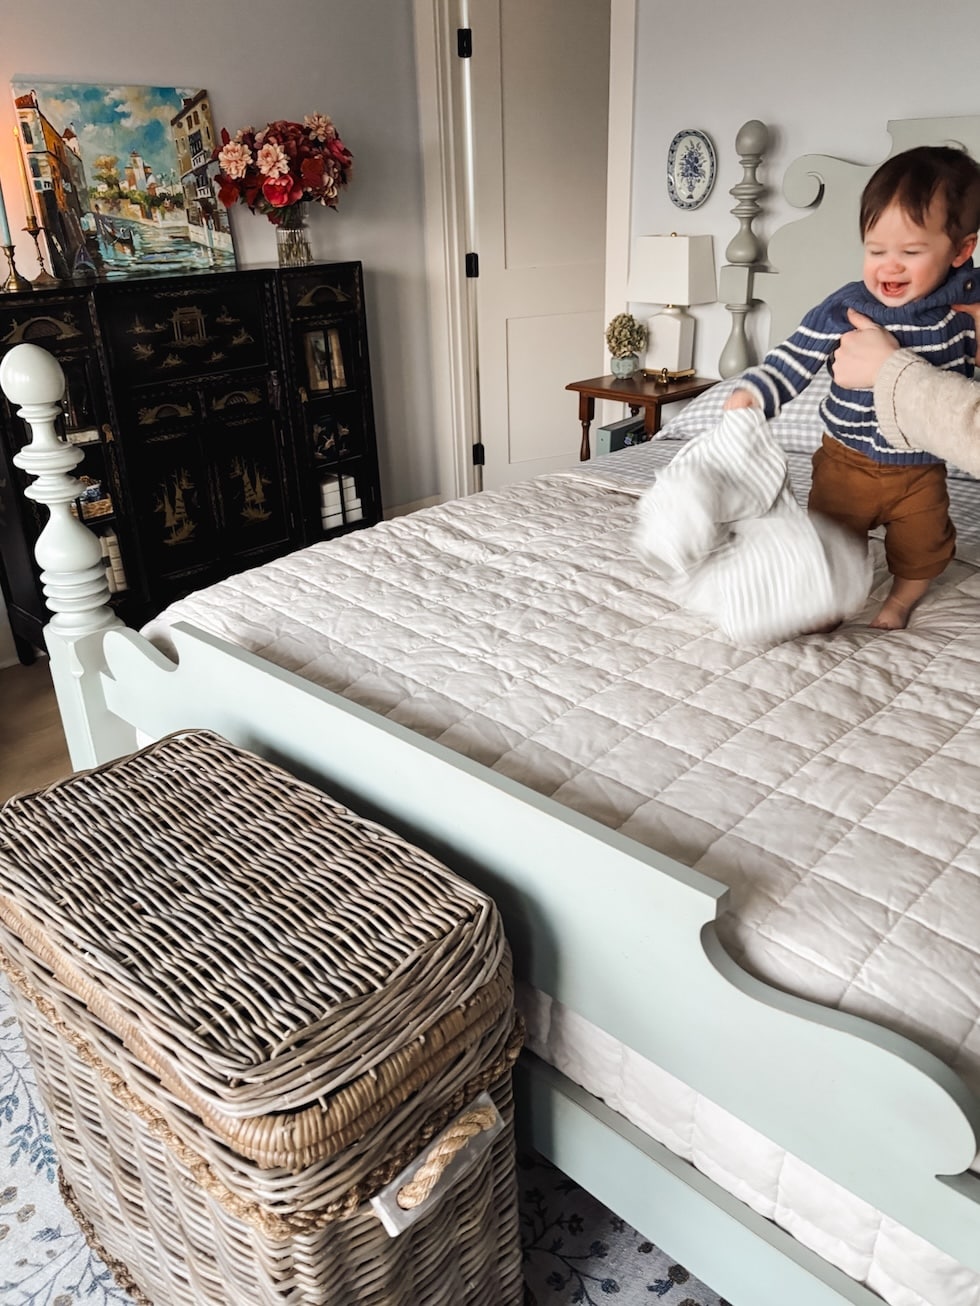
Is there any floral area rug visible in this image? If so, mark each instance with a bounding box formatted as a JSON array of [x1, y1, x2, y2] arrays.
[[1, 975, 725, 1305], [1, 975, 131, 1304], [519, 1152, 728, 1306]]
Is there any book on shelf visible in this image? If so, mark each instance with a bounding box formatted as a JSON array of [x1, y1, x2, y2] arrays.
[[66, 427, 101, 446], [320, 473, 362, 526], [99, 528, 128, 594]]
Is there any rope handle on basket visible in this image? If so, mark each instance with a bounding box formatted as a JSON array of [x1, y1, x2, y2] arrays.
[[395, 1104, 498, 1209]]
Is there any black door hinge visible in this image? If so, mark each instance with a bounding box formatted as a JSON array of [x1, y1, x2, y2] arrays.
[[472, 442, 485, 466], [457, 28, 472, 58], [465, 252, 479, 278]]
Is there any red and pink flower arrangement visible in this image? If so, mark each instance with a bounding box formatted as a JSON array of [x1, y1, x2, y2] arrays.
[[214, 113, 352, 224]]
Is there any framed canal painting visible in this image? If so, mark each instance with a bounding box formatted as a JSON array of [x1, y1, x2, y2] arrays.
[[11, 80, 237, 281]]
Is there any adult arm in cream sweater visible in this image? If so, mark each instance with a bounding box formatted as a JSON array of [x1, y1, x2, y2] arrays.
[[833, 307, 980, 475]]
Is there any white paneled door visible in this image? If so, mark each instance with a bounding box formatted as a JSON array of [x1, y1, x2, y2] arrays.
[[467, 0, 610, 490]]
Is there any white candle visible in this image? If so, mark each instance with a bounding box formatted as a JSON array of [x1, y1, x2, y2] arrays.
[[13, 126, 35, 222], [0, 176, 11, 246]]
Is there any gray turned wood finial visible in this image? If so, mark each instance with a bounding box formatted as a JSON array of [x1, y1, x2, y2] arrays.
[[717, 120, 770, 377], [725, 119, 769, 267]]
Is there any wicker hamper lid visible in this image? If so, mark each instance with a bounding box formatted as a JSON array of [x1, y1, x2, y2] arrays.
[[0, 731, 515, 1170]]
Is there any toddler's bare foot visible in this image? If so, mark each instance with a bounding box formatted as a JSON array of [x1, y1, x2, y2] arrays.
[[869, 576, 931, 630], [869, 596, 913, 630]]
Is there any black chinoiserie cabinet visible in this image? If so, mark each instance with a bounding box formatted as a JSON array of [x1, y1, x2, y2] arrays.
[[0, 262, 382, 661]]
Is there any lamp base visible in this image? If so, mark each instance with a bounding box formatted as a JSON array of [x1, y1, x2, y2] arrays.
[[643, 304, 695, 376]]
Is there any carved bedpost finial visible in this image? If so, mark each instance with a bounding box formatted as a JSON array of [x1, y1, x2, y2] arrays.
[[726, 119, 769, 268], [0, 343, 120, 637], [718, 120, 770, 377], [0, 342, 135, 769]]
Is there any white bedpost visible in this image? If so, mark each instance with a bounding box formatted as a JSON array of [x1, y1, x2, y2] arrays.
[[718, 119, 769, 377], [0, 342, 137, 769]]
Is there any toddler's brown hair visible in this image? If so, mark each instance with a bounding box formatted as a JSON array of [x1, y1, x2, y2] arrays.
[[860, 144, 980, 245]]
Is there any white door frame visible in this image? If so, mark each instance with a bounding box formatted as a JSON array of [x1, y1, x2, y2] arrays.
[[412, 0, 638, 503]]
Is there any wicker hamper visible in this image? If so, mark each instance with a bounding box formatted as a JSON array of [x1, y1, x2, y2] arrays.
[[0, 730, 524, 1306]]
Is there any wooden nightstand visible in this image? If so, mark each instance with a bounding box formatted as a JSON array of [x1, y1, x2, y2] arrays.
[[566, 373, 717, 460]]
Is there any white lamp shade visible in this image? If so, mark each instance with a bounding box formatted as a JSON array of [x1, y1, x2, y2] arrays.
[[628, 234, 716, 306]]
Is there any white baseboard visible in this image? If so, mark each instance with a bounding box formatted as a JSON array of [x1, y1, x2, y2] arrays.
[[384, 494, 443, 519]]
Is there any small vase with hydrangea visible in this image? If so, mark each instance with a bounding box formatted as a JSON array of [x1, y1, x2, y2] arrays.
[[605, 313, 648, 378]]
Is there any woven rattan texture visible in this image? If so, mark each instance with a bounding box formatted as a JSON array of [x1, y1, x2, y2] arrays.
[[0, 730, 524, 1304], [10, 972, 521, 1304], [0, 730, 512, 1167]]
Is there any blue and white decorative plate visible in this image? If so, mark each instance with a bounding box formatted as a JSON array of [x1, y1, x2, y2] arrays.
[[667, 129, 716, 210]]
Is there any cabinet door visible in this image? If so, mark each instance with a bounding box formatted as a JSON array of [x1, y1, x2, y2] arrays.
[[113, 379, 217, 590], [276, 263, 383, 540], [98, 275, 275, 386], [113, 369, 293, 607], [98, 272, 301, 614], [201, 374, 294, 562]]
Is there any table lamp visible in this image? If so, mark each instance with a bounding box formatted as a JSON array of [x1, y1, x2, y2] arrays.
[[628, 234, 716, 379]]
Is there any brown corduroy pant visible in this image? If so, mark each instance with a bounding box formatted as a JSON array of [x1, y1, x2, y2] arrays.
[[808, 435, 955, 580]]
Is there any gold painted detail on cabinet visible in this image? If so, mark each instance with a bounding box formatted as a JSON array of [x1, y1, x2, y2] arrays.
[[212, 389, 261, 412], [128, 315, 167, 336], [296, 283, 351, 308], [155, 469, 197, 544], [313, 418, 352, 461], [171, 307, 206, 343], [2, 314, 83, 344], [231, 457, 272, 523], [124, 306, 255, 372], [139, 402, 194, 426]]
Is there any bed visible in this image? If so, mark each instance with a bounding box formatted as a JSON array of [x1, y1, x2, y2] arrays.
[[3, 116, 980, 1306]]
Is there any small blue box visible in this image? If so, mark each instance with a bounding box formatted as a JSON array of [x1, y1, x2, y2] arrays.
[[595, 416, 647, 456]]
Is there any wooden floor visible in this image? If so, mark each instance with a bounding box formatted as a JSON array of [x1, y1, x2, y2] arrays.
[[0, 658, 73, 803]]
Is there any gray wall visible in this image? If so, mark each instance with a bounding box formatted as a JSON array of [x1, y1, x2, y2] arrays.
[[631, 0, 980, 375], [0, 0, 436, 516], [1, 0, 441, 662]]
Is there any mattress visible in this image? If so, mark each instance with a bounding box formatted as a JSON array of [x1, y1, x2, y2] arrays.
[[144, 439, 980, 1306]]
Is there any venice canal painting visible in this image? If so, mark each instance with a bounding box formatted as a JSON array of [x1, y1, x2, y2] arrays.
[[11, 80, 236, 280]]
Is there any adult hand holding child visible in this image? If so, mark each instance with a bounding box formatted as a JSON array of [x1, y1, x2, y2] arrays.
[[832, 304, 980, 477]]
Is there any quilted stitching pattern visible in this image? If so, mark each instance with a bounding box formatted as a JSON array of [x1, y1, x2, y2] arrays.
[[146, 464, 980, 1098], [144, 453, 980, 1305]]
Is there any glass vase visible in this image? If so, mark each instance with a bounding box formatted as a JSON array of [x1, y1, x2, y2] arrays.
[[275, 206, 312, 267]]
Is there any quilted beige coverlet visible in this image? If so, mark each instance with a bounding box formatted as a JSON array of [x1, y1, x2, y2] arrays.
[[145, 465, 980, 1101]]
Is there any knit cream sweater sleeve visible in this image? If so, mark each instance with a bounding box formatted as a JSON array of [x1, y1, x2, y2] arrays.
[[875, 348, 980, 474]]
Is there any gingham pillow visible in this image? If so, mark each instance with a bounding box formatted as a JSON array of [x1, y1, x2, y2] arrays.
[[659, 371, 830, 454]]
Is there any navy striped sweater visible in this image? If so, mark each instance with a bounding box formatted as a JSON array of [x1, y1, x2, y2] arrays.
[[738, 260, 980, 464]]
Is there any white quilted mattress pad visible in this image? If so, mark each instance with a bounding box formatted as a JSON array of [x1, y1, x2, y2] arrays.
[[145, 447, 980, 1306]]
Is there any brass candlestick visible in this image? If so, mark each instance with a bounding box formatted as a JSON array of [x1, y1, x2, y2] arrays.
[[1, 244, 31, 292], [24, 216, 62, 288]]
